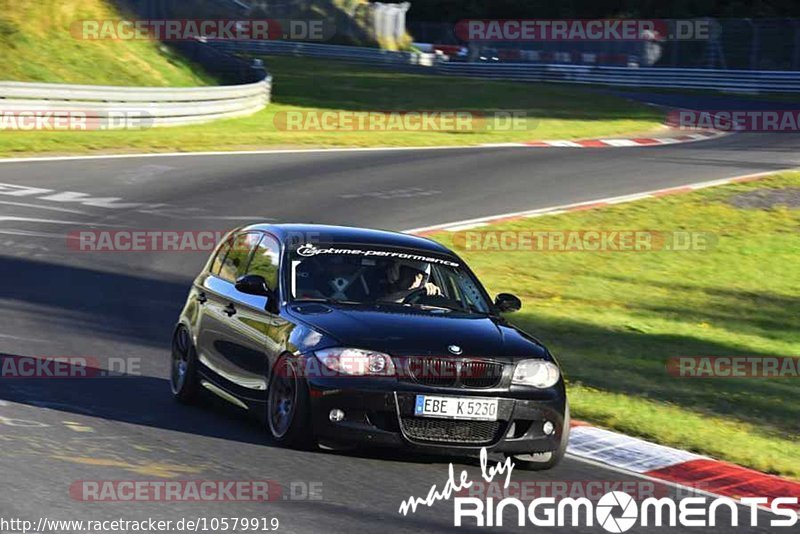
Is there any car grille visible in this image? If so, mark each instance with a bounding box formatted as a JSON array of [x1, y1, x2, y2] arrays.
[[406, 357, 457, 387], [403, 357, 503, 388], [400, 417, 503, 444], [461, 360, 504, 388]]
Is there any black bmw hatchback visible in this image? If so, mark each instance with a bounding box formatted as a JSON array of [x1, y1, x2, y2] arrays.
[[171, 224, 569, 470]]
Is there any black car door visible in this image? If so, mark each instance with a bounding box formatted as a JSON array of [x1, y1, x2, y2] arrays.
[[196, 231, 262, 398], [215, 232, 284, 402]]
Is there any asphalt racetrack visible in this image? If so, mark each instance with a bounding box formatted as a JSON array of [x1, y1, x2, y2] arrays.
[[0, 130, 798, 533]]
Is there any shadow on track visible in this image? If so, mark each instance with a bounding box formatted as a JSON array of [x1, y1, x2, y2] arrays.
[[0, 357, 474, 468], [0, 255, 190, 349]]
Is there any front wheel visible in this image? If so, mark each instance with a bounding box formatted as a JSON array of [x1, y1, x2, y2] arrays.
[[266, 356, 315, 450], [170, 326, 199, 403], [513, 401, 570, 471]]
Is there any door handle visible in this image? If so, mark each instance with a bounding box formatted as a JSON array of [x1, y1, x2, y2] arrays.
[[224, 303, 237, 317], [196, 292, 208, 304]]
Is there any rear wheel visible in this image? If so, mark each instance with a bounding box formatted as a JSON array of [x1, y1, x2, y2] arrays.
[[513, 401, 570, 471], [170, 326, 199, 403], [266, 356, 315, 450]]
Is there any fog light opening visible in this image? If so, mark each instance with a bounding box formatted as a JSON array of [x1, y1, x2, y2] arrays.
[[329, 409, 345, 422], [543, 421, 555, 435]]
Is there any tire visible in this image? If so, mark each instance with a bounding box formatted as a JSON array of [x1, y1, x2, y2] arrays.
[[266, 356, 316, 450], [513, 400, 570, 471], [170, 326, 199, 403]]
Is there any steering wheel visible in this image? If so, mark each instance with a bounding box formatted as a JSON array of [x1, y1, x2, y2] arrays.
[[401, 287, 429, 304]]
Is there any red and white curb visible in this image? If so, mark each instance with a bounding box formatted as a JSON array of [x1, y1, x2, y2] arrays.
[[406, 169, 779, 235], [482, 129, 727, 149], [0, 130, 728, 165], [568, 422, 800, 511]]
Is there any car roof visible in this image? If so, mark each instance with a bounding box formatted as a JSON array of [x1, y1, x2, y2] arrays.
[[238, 223, 454, 256]]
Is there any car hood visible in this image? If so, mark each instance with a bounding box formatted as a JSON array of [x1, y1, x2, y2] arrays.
[[286, 303, 548, 361]]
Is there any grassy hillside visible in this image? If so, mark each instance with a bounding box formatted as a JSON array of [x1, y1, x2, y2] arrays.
[[0, 0, 212, 86]]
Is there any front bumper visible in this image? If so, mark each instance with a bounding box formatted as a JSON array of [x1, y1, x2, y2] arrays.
[[307, 378, 567, 456]]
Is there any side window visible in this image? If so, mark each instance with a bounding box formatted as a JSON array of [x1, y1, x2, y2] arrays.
[[218, 232, 260, 283], [437, 268, 489, 313], [455, 271, 489, 313], [211, 239, 233, 275], [247, 234, 281, 290]]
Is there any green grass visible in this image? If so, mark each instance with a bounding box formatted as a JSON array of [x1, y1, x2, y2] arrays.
[[618, 86, 800, 103], [0, 56, 664, 157], [433, 171, 800, 479], [0, 0, 212, 86]]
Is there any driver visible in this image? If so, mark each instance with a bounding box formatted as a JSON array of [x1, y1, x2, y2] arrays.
[[382, 260, 441, 302]]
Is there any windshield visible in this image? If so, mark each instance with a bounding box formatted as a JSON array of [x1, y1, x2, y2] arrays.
[[288, 243, 491, 314]]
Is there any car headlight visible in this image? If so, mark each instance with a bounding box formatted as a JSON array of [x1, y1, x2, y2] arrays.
[[315, 348, 396, 376], [512, 359, 561, 388]]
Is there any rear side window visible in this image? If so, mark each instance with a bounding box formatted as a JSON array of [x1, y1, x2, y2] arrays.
[[246, 234, 281, 290], [218, 233, 261, 283], [211, 239, 233, 275]]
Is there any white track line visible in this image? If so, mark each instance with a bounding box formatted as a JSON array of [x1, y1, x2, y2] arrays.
[[0, 200, 89, 215], [0, 216, 125, 227], [404, 169, 790, 234], [0, 145, 502, 165]]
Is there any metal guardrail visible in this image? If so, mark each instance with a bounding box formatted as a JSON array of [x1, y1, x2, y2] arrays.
[[5, 38, 794, 132], [219, 40, 800, 93], [435, 63, 800, 93], [0, 77, 272, 128], [211, 40, 438, 67]]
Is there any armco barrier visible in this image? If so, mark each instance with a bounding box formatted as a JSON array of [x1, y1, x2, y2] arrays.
[[0, 77, 271, 129], [217, 40, 800, 93], [435, 63, 800, 93], [211, 40, 438, 67]]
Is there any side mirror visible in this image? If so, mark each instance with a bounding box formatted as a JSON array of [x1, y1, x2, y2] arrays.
[[235, 274, 272, 297], [494, 293, 522, 313]]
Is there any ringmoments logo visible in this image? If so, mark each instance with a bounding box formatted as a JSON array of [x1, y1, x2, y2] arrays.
[[398, 448, 798, 530], [451, 493, 798, 529]]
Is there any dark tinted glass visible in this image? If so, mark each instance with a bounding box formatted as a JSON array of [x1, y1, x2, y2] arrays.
[[211, 239, 233, 275], [247, 234, 281, 290], [218, 233, 260, 283]]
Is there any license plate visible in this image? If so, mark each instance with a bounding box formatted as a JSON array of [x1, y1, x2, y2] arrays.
[[414, 395, 498, 421]]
